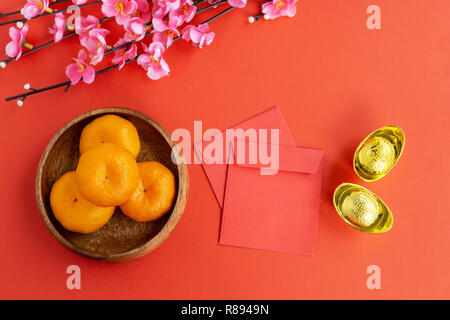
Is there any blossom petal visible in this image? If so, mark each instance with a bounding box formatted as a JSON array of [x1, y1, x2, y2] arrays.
[[101, 4, 118, 17], [228, 0, 247, 8], [66, 63, 82, 85], [204, 32, 215, 46], [77, 49, 89, 61], [5, 41, 19, 58], [152, 18, 168, 32], [189, 28, 204, 43], [82, 65, 95, 84], [22, 4, 40, 20], [8, 27, 20, 43]]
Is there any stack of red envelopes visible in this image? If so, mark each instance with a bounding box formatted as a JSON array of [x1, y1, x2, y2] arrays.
[[194, 107, 324, 256]]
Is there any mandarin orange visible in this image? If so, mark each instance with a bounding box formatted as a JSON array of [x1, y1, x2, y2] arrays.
[[79, 114, 141, 158], [50, 171, 115, 234], [120, 161, 176, 222], [76, 143, 140, 206]]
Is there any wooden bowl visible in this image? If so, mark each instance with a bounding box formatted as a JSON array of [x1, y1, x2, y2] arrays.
[[36, 108, 188, 262]]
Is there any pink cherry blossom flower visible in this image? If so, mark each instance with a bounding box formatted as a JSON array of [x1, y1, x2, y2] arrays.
[[152, 18, 180, 48], [169, 0, 197, 27], [79, 28, 110, 65], [22, 0, 50, 20], [101, 0, 138, 25], [74, 15, 100, 36], [124, 17, 147, 42], [5, 24, 29, 60], [72, 0, 88, 4], [181, 23, 215, 48], [137, 42, 170, 80], [48, 13, 66, 43], [262, 0, 298, 20], [65, 49, 95, 85], [152, 0, 181, 19], [132, 0, 151, 23], [228, 0, 247, 8], [111, 39, 138, 70]]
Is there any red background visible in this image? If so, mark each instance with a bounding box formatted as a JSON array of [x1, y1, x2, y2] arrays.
[[0, 0, 449, 299]]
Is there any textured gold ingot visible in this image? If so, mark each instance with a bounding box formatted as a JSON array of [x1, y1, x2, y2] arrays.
[[358, 136, 396, 175], [354, 126, 405, 182], [333, 183, 393, 233], [341, 190, 381, 227]]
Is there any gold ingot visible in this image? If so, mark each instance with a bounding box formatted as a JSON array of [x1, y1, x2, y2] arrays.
[[333, 183, 393, 233], [353, 126, 405, 182]]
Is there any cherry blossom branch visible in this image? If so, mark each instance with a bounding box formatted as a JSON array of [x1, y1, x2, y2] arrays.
[[0, 10, 22, 19], [0, 0, 102, 27], [199, 4, 234, 24], [196, 0, 226, 14], [1, 0, 211, 66], [5, 4, 236, 104], [1, 16, 113, 68], [247, 0, 272, 23], [102, 0, 227, 58], [0, 0, 71, 19]]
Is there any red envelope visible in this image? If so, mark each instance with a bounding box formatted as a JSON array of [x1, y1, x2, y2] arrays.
[[220, 144, 324, 256], [194, 107, 296, 208]]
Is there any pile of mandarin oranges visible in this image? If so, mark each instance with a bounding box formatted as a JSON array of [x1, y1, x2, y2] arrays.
[[50, 115, 176, 234]]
